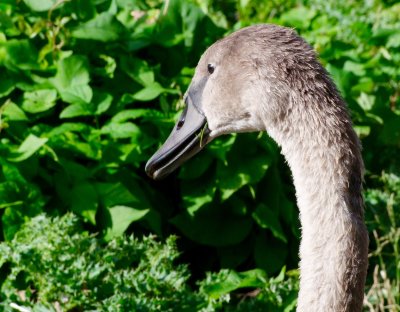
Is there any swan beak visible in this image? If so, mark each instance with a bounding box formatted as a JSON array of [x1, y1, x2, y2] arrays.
[[145, 98, 211, 180]]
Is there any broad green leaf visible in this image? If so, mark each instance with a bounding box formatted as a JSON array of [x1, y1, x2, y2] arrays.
[[96, 182, 151, 210], [51, 55, 90, 91], [280, 7, 316, 28], [96, 182, 138, 207], [217, 147, 271, 200], [252, 203, 287, 243], [179, 151, 213, 180], [2, 101, 28, 121], [72, 12, 125, 42], [343, 61, 366, 76], [171, 205, 252, 246], [101, 122, 141, 139], [0, 74, 14, 97], [111, 109, 164, 123], [387, 32, 400, 48], [181, 174, 216, 215], [254, 235, 288, 275], [357, 92, 375, 111], [105, 205, 149, 239], [70, 182, 98, 225], [23, 0, 58, 11], [202, 269, 267, 299], [22, 89, 57, 113], [120, 57, 155, 86], [60, 103, 93, 119], [9, 134, 48, 162], [0, 39, 39, 70], [59, 85, 93, 105], [94, 92, 113, 115], [132, 82, 164, 101]]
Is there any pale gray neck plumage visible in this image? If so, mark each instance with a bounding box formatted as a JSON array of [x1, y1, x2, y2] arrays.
[[265, 77, 368, 311]]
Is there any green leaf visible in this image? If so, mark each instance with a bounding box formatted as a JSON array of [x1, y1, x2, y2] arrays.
[[96, 182, 151, 210], [171, 205, 252, 247], [254, 235, 288, 275], [202, 269, 267, 299], [356, 92, 375, 111], [343, 61, 366, 76], [9, 134, 48, 162], [181, 174, 216, 215], [132, 82, 165, 101], [280, 7, 316, 29], [1, 39, 39, 70], [217, 139, 271, 200], [111, 109, 164, 123], [72, 12, 125, 42], [179, 151, 213, 180], [51, 55, 90, 91], [94, 92, 113, 115], [105, 205, 149, 239], [0, 73, 14, 97], [60, 103, 93, 119], [2, 101, 28, 121], [100, 122, 141, 139], [23, 0, 58, 11], [22, 89, 57, 113], [252, 203, 287, 243], [70, 182, 98, 225], [59, 85, 93, 105]]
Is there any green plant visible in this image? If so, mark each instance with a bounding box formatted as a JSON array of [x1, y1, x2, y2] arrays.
[[0, 0, 399, 310], [0, 214, 298, 311]]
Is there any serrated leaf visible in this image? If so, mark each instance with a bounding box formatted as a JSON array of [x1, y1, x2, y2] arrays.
[[72, 12, 124, 42], [22, 89, 57, 113], [8, 134, 48, 162]]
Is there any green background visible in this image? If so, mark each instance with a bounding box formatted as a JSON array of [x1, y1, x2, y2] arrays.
[[0, 0, 399, 310]]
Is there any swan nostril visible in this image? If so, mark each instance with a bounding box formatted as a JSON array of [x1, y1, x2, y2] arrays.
[[177, 118, 185, 130]]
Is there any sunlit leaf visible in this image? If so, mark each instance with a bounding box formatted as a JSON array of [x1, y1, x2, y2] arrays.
[[202, 269, 267, 299], [23, 0, 58, 12], [105, 205, 149, 239], [22, 89, 57, 113], [8, 134, 48, 162], [72, 12, 125, 42]]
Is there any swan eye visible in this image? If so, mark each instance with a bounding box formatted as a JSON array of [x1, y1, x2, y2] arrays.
[[207, 63, 215, 74]]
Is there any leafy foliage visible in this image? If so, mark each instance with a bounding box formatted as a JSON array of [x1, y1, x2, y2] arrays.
[[0, 214, 298, 311], [0, 0, 399, 310]]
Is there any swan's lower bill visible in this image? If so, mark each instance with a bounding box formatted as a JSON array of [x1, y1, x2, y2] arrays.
[[145, 102, 211, 180]]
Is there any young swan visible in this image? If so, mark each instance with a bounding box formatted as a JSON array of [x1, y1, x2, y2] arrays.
[[146, 24, 368, 312]]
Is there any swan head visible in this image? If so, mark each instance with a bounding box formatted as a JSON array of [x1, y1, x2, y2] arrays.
[[146, 24, 320, 180]]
